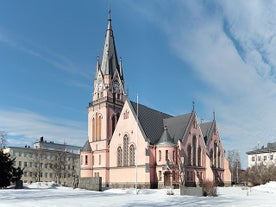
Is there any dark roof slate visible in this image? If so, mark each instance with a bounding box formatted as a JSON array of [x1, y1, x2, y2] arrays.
[[200, 121, 213, 144], [164, 113, 193, 144], [81, 140, 92, 152], [157, 127, 175, 146], [130, 101, 172, 144]]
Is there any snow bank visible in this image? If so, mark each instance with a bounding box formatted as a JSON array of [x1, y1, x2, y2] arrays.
[[24, 181, 58, 189], [253, 181, 276, 193]]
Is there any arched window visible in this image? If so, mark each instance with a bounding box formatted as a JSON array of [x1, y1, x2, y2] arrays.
[[218, 150, 220, 168], [192, 136, 197, 166], [123, 135, 129, 166], [117, 147, 122, 166], [198, 147, 201, 167], [187, 145, 192, 166], [159, 150, 162, 162], [210, 149, 213, 166], [214, 142, 217, 167], [97, 115, 102, 141], [92, 118, 95, 141], [129, 145, 135, 166]]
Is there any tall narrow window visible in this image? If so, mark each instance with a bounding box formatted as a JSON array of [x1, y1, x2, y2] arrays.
[[85, 155, 88, 165], [92, 118, 95, 141], [210, 149, 213, 166], [123, 135, 129, 166], [117, 147, 122, 166], [198, 147, 201, 167], [218, 150, 220, 168], [97, 115, 102, 141], [187, 145, 192, 166], [159, 150, 162, 162], [129, 145, 135, 166], [192, 136, 197, 166], [214, 142, 217, 167], [165, 150, 169, 161]]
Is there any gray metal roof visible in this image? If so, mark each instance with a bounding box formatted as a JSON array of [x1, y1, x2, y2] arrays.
[[157, 127, 175, 146], [129, 100, 172, 144], [81, 140, 92, 152], [200, 121, 214, 144], [164, 113, 193, 144]]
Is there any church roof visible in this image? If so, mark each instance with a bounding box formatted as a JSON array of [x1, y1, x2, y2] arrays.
[[81, 140, 92, 152], [129, 100, 172, 144], [200, 121, 214, 145], [164, 113, 193, 143], [157, 127, 175, 146]]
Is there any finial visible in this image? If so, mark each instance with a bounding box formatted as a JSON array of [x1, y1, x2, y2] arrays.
[[108, 0, 111, 21], [192, 100, 195, 111], [213, 111, 216, 120]]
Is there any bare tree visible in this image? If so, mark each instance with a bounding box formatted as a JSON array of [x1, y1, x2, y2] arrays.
[[227, 150, 241, 184], [50, 151, 68, 184], [0, 131, 7, 149], [32, 148, 45, 182]]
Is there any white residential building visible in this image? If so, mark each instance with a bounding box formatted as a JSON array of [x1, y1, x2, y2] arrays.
[[246, 142, 276, 168]]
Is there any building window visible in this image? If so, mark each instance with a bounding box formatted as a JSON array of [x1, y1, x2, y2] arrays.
[[159, 150, 162, 162], [123, 110, 129, 119], [187, 145, 192, 166], [24, 162, 27, 167], [123, 135, 129, 166], [18, 161, 22, 167], [251, 156, 255, 161], [198, 147, 201, 167], [258, 156, 261, 161], [85, 155, 88, 165], [165, 150, 169, 161], [192, 136, 197, 166], [270, 154, 273, 160], [94, 172, 99, 177], [117, 147, 122, 166], [29, 162, 32, 167], [129, 145, 135, 166], [264, 156, 267, 161]]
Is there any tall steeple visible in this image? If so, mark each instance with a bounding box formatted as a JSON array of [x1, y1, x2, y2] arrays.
[[96, 9, 123, 80]]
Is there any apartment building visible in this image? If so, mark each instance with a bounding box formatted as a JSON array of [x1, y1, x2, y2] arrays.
[[3, 138, 81, 186]]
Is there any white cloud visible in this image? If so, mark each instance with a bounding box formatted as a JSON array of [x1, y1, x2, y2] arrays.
[[0, 108, 87, 147], [122, 0, 276, 167]]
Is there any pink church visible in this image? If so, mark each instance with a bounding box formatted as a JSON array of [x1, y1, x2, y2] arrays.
[[80, 12, 231, 188]]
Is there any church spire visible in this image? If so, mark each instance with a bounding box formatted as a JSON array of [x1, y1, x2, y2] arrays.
[[98, 9, 122, 79]]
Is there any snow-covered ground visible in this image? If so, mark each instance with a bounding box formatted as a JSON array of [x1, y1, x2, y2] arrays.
[[1, 181, 276, 207]]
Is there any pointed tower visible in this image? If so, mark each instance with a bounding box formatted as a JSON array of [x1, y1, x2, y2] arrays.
[[81, 10, 126, 186]]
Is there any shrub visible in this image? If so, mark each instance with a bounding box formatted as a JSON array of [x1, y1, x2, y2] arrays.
[[202, 180, 217, 196]]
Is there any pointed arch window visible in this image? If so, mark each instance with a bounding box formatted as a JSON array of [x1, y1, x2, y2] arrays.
[[187, 145, 192, 166], [92, 118, 95, 141], [117, 147, 122, 166], [210, 149, 213, 166], [92, 114, 102, 141], [129, 144, 135, 166], [123, 135, 129, 166], [198, 147, 202, 167], [192, 136, 197, 166]]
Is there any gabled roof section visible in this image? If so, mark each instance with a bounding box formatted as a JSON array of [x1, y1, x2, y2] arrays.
[[164, 113, 193, 144], [157, 127, 175, 146], [200, 121, 215, 145], [81, 140, 92, 152], [129, 100, 172, 144], [97, 11, 123, 80]]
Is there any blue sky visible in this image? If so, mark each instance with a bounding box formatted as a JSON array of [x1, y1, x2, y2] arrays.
[[1, 0, 276, 168]]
